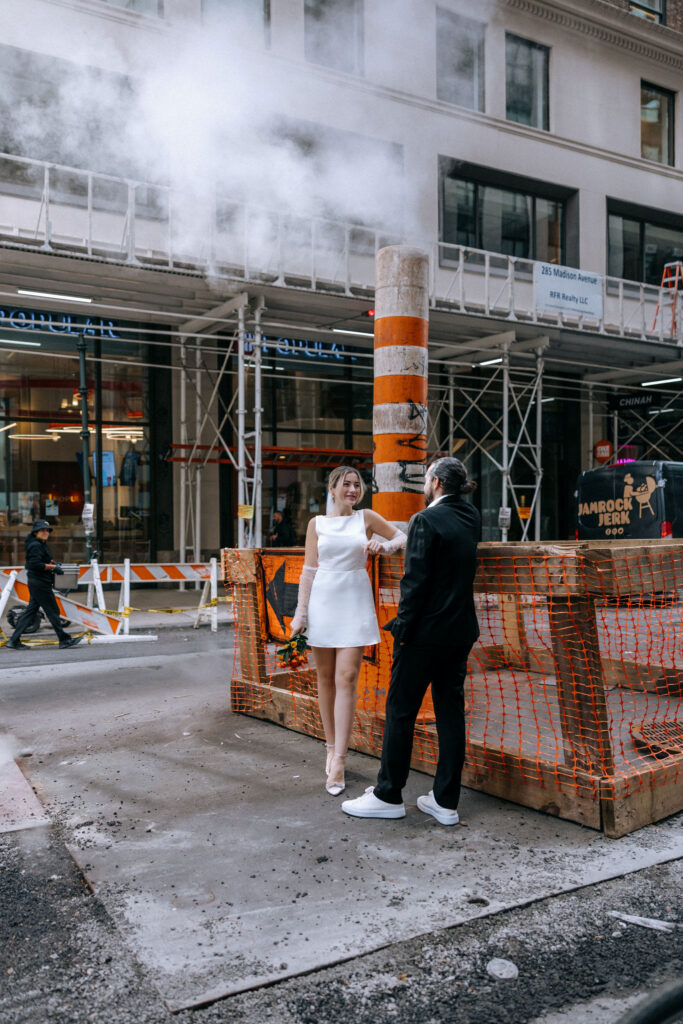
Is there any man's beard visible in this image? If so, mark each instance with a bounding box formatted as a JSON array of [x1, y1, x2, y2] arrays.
[[424, 480, 435, 507]]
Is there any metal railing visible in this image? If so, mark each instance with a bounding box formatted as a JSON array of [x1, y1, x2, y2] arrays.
[[0, 150, 680, 343]]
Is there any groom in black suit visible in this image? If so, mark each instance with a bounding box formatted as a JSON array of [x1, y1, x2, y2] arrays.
[[342, 457, 480, 825]]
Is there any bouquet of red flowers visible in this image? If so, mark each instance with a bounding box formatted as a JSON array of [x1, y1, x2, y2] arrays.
[[276, 630, 309, 669]]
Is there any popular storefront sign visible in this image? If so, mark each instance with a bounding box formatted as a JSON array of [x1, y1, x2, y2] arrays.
[[0, 306, 121, 338], [243, 333, 359, 362], [534, 263, 603, 320]]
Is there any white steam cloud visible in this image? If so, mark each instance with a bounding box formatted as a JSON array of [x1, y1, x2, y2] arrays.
[[0, 1, 492, 273]]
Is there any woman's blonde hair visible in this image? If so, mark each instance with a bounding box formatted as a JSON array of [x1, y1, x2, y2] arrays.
[[328, 465, 366, 503]]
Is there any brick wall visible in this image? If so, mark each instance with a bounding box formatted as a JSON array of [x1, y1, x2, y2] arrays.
[[598, 0, 683, 33]]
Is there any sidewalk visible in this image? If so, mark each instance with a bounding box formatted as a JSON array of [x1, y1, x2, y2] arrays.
[[101, 582, 234, 632]]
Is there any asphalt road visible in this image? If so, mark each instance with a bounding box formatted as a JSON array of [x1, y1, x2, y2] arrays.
[[1, 629, 681, 1024]]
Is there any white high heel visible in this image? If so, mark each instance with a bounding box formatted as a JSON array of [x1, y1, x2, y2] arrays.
[[326, 754, 346, 796], [325, 744, 334, 776]]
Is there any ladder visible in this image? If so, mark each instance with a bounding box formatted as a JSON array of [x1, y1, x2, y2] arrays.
[[652, 261, 683, 338]]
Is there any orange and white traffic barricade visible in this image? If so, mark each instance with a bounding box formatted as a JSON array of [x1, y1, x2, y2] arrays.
[[77, 557, 223, 634], [0, 568, 122, 639]]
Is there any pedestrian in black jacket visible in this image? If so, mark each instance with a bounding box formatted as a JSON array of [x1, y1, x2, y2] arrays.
[[343, 457, 480, 825], [6, 520, 82, 650]]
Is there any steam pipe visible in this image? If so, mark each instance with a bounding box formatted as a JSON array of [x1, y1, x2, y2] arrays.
[[372, 245, 429, 528]]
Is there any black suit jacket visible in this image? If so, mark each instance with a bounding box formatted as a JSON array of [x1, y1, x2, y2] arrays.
[[390, 495, 480, 648]]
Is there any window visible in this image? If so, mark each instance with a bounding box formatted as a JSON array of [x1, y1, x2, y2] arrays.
[[0, 46, 136, 181], [440, 161, 565, 264], [608, 204, 683, 284], [304, 0, 364, 76], [505, 33, 549, 131], [641, 81, 674, 165], [101, 0, 164, 14], [629, 0, 665, 24], [436, 8, 485, 112], [202, 0, 270, 40]]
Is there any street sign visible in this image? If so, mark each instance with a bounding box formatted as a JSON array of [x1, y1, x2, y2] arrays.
[[594, 440, 613, 464], [534, 262, 603, 320], [237, 504, 254, 520]]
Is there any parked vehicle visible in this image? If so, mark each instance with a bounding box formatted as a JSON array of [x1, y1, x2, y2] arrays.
[[575, 461, 683, 541]]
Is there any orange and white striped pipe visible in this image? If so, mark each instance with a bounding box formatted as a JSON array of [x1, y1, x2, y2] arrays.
[[372, 245, 429, 524]]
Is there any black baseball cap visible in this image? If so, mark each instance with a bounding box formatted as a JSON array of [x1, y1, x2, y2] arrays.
[[31, 519, 53, 533]]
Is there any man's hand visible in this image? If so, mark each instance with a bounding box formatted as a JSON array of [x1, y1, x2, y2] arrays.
[[46, 561, 57, 571]]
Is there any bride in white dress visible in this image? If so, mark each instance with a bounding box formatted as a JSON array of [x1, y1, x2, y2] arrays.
[[290, 466, 406, 796]]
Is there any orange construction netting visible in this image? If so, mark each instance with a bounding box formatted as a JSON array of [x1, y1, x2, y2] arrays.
[[224, 542, 683, 835]]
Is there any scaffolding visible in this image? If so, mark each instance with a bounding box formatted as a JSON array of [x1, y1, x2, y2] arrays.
[[176, 292, 258, 562], [427, 332, 548, 541]]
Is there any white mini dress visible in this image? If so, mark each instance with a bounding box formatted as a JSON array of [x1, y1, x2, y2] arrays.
[[306, 509, 381, 649]]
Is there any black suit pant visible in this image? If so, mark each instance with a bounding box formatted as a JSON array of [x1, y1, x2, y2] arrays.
[[374, 642, 471, 810], [10, 579, 69, 643]]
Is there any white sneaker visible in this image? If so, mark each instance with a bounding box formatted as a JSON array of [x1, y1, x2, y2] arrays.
[[342, 787, 406, 819], [417, 790, 459, 826]]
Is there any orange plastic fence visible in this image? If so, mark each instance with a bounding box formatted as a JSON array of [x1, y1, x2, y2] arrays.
[[223, 542, 683, 837]]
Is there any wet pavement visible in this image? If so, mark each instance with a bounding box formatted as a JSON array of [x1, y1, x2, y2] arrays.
[[1, 628, 681, 1022]]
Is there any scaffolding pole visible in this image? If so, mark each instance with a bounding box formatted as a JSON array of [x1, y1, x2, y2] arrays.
[[253, 297, 265, 548], [237, 304, 248, 548], [501, 341, 510, 542], [179, 333, 188, 573], [587, 382, 594, 470], [534, 343, 544, 542]]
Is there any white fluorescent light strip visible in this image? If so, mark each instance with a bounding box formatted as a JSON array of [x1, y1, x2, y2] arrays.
[[0, 422, 17, 432], [479, 357, 503, 366], [0, 338, 41, 348], [332, 328, 374, 337], [9, 434, 56, 440], [17, 289, 92, 304], [641, 376, 682, 387]]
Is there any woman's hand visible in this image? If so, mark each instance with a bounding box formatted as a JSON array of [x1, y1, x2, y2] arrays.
[[364, 539, 385, 555], [290, 612, 306, 636]]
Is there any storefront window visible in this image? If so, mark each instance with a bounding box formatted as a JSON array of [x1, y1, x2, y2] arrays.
[[241, 334, 373, 543], [0, 307, 168, 566]]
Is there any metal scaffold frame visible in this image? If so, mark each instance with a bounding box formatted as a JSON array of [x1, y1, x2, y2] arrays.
[[585, 387, 683, 467], [176, 291, 264, 561], [428, 333, 549, 541]]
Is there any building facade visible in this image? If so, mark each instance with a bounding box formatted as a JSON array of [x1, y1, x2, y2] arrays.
[[0, 0, 682, 559]]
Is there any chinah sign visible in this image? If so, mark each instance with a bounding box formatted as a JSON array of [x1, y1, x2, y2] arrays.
[[534, 263, 603, 320]]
